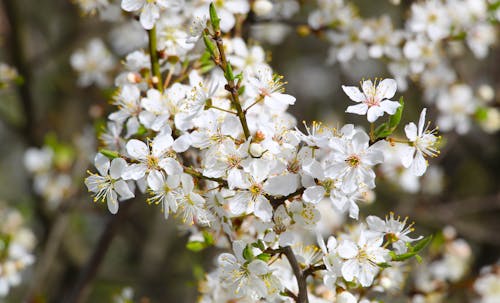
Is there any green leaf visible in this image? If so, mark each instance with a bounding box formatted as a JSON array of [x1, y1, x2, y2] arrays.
[[388, 96, 404, 130], [202, 33, 217, 58], [374, 122, 391, 139], [99, 149, 120, 159], [225, 62, 234, 81], [202, 231, 214, 246], [377, 262, 392, 268], [475, 107, 488, 121], [186, 241, 205, 252], [375, 96, 404, 139], [209, 3, 220, 31], [412, 235, 433, 253], [390, 235, 433, 262]]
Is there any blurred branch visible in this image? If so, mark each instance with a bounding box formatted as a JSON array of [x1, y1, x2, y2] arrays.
[[2, 0, 36, 145], [64, 200, 133, 303]]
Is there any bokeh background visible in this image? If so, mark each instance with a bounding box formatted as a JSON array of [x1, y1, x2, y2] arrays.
[[0, 0, 499, 302]]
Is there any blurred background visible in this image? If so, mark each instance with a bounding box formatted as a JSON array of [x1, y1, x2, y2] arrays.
[[0, 0, 499, 302]]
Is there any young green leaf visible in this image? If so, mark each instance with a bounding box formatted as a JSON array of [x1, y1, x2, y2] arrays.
[[209, 3, 220, 31]]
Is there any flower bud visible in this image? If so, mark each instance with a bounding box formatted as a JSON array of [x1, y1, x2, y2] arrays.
[[252, 0, 273, 17], [250, 142, 265, 157]]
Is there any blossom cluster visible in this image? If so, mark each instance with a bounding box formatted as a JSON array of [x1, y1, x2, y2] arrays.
[[0, 204, 35, 297], [75, 1, 449, 302], [308, 0, 500, 135]]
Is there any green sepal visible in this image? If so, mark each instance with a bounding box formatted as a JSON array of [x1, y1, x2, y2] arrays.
[[209, 3, 221, 31], [99, 149, 120, 159], [256, 253, 271, 262], [243, 245, 254, 261], [251, 239, 266, 251]]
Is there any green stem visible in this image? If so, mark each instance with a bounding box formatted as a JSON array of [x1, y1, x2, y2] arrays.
[[148, 26, 163, 91], [212, 32, 251, 139]]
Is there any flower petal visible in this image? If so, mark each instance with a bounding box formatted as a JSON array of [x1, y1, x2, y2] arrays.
[[126, 139, 149, 160], [342, 85, 366, 102]]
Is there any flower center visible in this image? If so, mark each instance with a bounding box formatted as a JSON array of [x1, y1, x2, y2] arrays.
[[346, 155, 361, 167]]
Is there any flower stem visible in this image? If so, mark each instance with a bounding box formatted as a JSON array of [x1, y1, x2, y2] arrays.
[[148, 26, 163, 92], [211, 31, 251, 139]]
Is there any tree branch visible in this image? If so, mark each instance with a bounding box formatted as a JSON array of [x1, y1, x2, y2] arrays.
[[283, 246, 308, 303]]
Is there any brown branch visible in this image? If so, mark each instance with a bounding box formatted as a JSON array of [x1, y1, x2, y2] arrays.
[[268, 187, 305, 209], [303, 264, 326, 278], [283, 246, 309, 303]]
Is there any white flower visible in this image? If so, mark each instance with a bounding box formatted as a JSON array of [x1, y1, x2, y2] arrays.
[[474, 266, 500, 303], [177, 174, 210, 225], [109, 84, 142, 138], [218, 240, 271, 299], [121, 0, 182, 30], [70, 38, 114, 87], [436, 84, 478, 134], [85, 153, 135, 214], [342, 79, 400, 122], [326, 130, 384, 193], [121, 134, 183, 181], [245, 66, 296, 111], [366, 213, 423, 254], [400, 108, 439, 176], [337, 230, 390, 287], [146, 170, 181, 219], [407, 0, 450, 41], [228, 159, 273, 222]]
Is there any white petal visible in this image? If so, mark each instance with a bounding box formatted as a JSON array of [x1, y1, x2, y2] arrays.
[[404, 122, 418, 142], [147, 169, 164, 191], [248, 260, 269, 275], [106, 190, 119, 214], [109, 158, 127, 179], [263, 174, 299, 196], [376, 78, 397, 100], [411, 150, 427, 176], [121, 163, 147, 180], [126, 139, 149, 160], [140, 3, 159, 30], [159, 158, 182, 175], [121, 0, 144, 12], [229, 192, 251, 215], [342, 85, 366, 102], [346, 103, 368, 115], [380, 100, 401, 115], [95, 153, 110, 176], [152, 134, 174, 157], [115, 180, 135, 200], [418, 108, 427, 135], [338, 240, 358, 259], [367, 106, 384, 122], [397, 144, 416, 168], [303, 186, 326, 204], [172, 134, 191, 153], [254, 195, 273, 222], [341, 259, 358, 282]]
